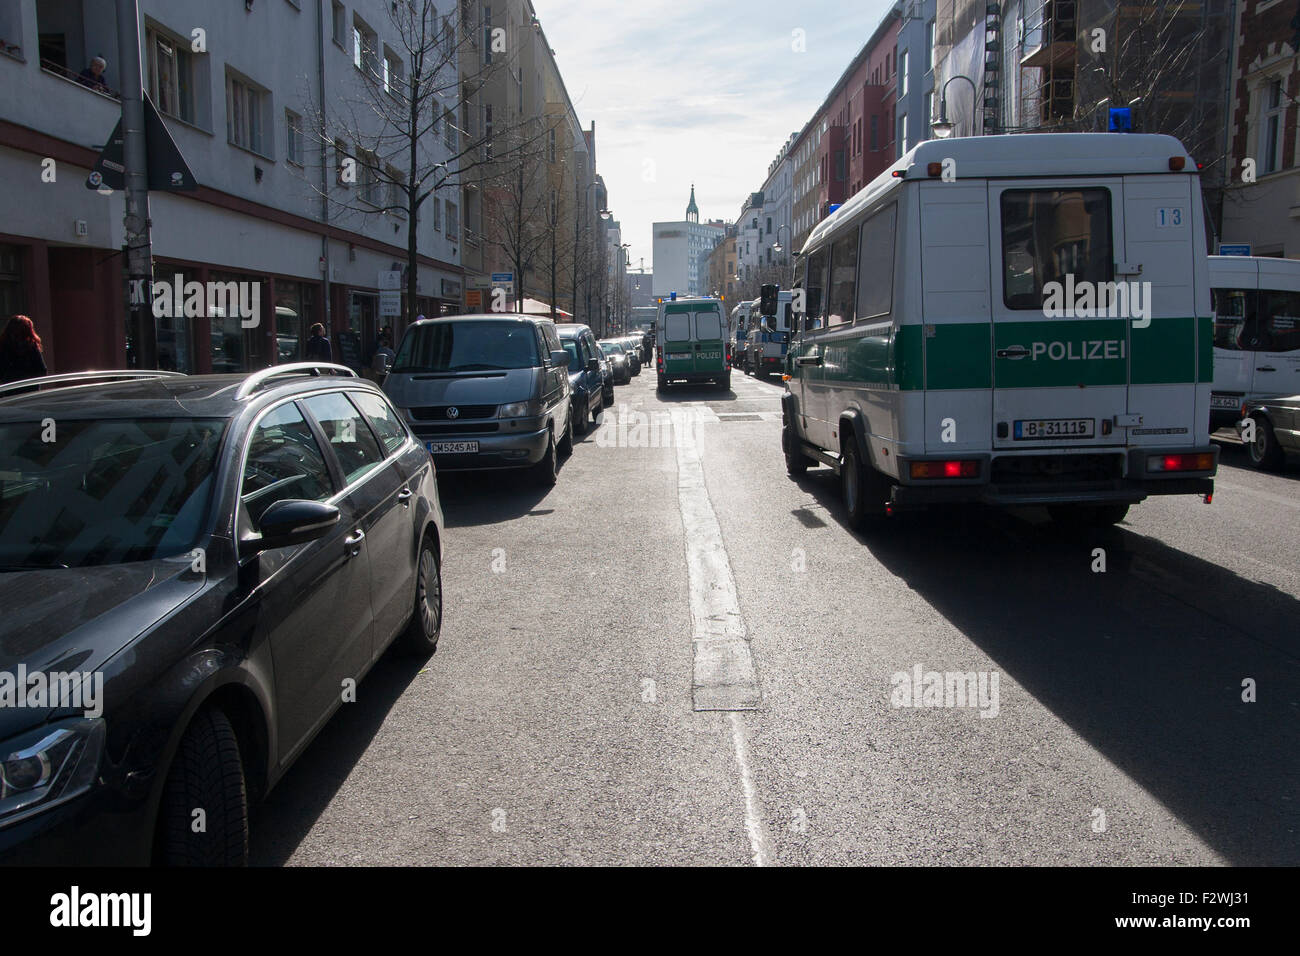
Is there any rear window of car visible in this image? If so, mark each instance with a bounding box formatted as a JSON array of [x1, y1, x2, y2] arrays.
[[0, 417, 226, 568], [392, 321, 540, 372]]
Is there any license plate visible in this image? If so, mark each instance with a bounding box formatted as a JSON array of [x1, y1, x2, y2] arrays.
[[668, 352, 691, 360], [427, 440, 479, 454], [1013, 418, 1094, 440], [1210, 393, 1241, 409]]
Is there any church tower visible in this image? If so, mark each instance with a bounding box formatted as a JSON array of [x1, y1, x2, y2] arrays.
[[686, 184, 699, 224]]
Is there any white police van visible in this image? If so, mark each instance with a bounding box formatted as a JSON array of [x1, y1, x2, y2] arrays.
[[748, 289, 794, 378], [1208, 255, 1300, 429], [783, 132, 1218, 530]]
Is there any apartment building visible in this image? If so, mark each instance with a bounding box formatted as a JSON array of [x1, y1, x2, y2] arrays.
[[0, 0, 464, 374], [652, 186, 724, 297]]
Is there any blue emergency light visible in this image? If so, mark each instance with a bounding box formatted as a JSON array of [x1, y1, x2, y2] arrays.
[[1109, 107, 1132, 132]]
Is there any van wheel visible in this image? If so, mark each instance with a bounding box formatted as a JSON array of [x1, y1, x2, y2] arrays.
[[783, 422, 811, 476], [841, 441, 889, 530], [157, 707, 248, 866], [1048, 503, 1130, 528], [532, 435, 557, 486], [573, 401, 589, 436], [1246, 415, 1285, 470], [398, 532, 442, 655], [720, 372, 731, 390], [657, 375, 667, 391], [557, 413, 574, 458]]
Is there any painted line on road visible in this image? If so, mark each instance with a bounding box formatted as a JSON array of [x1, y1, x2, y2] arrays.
[[730, 712, 772, 867]]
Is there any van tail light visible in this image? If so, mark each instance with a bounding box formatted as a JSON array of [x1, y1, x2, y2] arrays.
[[1169, 156, 1186, 171], [1147, 453, 1214, 472], [910, 460, 980, 479]]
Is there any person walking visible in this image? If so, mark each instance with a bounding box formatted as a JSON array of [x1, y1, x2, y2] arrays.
[[0, 315, 48, 385], [304, 323, 332, 362]]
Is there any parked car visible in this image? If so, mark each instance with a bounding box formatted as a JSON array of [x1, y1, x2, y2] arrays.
[[1238, 393, 1300, 470], [558, 324, 605, 435], [0, 364, 444, 865], [599, 340, 632, 384], [384, 314, 573, 487]]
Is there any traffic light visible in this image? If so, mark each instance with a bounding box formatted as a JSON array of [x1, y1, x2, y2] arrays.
[[760, 283, 778, 316]]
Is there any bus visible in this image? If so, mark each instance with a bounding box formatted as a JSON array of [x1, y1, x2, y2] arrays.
[[783, 132, 1217, 530]]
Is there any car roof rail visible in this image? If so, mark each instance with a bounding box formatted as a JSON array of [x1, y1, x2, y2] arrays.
[[0, 369, 188, 399], [234, 362, 358, 400]]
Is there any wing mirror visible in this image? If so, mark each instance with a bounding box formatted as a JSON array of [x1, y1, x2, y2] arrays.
[[245, 499, 340, 553], [550, 349, 569, 368], [587, 357, 600, 373]]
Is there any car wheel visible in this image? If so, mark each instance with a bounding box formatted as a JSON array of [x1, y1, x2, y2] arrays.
[[557, 413, 574, 459], [573, 400, 589, 436], [1246, 414, 1285, 470], [783, 422, 810, 476], [157, 707, 248, 866], [603, 386, 614, 407], [398, 531, 442, 655], [720, 372, 731, 390], [591, 402, 603, 429], [532, 434, 557, 486], [1048, 503, 1130, 528], [841, 441, 887, 531]]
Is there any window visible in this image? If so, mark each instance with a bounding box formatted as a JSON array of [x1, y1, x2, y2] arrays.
[[147, 27, 195, 124], [695, 309, 722, 340], [301, 392, 386, 486], [548, 126, 555, 163], [444, 109, 456, 150], [804, 248, 827, 330], [331, 1, 345, 47], [858, 203, 896, 319], [241, 403, 334, 527], [485, 104, 493, 159], [927, 20, 935, 71], [358, 148, 381, 204], [925, 91, 933, 127], [1212, 289, 1252, 350], [665, 312, 691, 341], [899, 113, 908, 156], [1259, 290, 1300, 352], [387, 166, 405, 215], [1001, 189, 1113, 310], [827, 231, 858, 327], [353, 16, 377, 75], [1262, 79, 1285, 174], [334, 138, 350, 184], [350, 391, 409, 455], [484, 5, 493, 65], [226, 73, 268, 155], [434, 197, 442, 231], [446, 200, 459, 240], [766, 217, 772, 234], [383, 48, 402, 96], [900, 50, 908, 96], [285, 110, 303, 165]]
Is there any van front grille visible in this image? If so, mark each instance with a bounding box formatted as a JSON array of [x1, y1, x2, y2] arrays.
[[410, 404, 497, 421], [413, 423, 500, 436]]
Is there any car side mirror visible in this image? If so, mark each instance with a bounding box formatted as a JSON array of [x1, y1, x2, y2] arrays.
[[587, 357, 600, 372], [550, 349, 569, 368], [247, 499, 340, 553]]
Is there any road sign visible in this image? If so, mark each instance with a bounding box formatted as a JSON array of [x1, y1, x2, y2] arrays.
[[1218, 243, 1252, 257], [379, 270, 402, 317], [491, 272, 514, 284], [86, 94, 198, 192]]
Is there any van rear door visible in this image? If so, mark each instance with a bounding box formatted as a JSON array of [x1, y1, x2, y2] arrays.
[[1254, 257, 1300, 399], [987, 180, 1130, 449], [662, 306, 694, 377], [693, 305, 726, 374]]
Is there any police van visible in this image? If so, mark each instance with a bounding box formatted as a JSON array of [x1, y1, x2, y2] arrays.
[[731, 299, 754, 370], [783, 132, 1217, 530], [657, 295, 730, 390], [747, 289, 794, 378], [1208, 255, 1300, 430]]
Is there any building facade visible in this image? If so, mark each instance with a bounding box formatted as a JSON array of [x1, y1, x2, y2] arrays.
[[652, 186, 724, 297]]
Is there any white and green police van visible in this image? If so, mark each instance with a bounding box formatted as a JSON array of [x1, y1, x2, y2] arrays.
[[657, 295, 730, 390], [783, 132, 1218, 529]]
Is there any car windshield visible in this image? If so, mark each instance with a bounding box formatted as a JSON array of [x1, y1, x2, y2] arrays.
[[601, 342, 624, 354], [0, 417, 227, 569], [562, 339, 583, 371], [392, 321, 540, 372]]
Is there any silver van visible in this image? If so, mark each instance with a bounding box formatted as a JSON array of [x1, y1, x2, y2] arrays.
[[384, 314, 573, 486]]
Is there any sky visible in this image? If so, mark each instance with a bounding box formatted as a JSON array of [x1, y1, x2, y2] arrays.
[[535, 0, 897, 275]]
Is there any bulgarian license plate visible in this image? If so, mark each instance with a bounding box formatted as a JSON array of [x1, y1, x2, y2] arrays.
[[1210, 393, 1241, 409], [427, 440, 479, 454], [1014, 418, 1094, 440]]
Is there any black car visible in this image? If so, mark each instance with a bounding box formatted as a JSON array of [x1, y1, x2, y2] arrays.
[[1239, 393, 1300, 470], [599, 341, 632, 385], [557, 324, 605, 435], [0, 365, 444, 865]]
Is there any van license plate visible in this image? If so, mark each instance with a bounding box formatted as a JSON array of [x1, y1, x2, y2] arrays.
[[1014, 419, 1094, 440], [1210, 394, 1241, 410], [668, 352, 691, 360], [427, 441, 479, 454]]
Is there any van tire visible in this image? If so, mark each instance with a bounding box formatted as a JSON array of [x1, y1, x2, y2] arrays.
[[157, 707, 248, 866], [1048, 503, 1130, 528], [532, 435, 557, 487], [657, 375, 667, 391], [557, 413, 574, 459], [573, 401, 589, 437], [841, 441, 888, 530], [1246, 415, 1285, 470], [720, 372, 731, 390]]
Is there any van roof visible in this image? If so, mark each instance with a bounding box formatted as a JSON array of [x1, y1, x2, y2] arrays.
[[804, 132, 1195, 255], [412, 313, 554, 326]]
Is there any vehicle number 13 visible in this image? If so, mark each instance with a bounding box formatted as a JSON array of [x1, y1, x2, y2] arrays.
[[1155, 207, 1184, 228]]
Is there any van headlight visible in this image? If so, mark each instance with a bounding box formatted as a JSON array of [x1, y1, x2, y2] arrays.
[[499, 400, 541, 419], [0, 718, 105, 826]]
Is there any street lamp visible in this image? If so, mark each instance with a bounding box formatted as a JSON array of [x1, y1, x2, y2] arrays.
[[931, 75, 977, 139]]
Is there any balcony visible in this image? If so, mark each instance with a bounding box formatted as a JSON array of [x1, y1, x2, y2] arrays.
[[1021, 0, 1077, 70]]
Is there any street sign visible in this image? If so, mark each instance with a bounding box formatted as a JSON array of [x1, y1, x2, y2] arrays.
[[1218, 243, 1252, 257], [86, 94, 198, 192], [491, 272, 514, 284], [466, 290, 483, 310], [378, 270, 402, 317]]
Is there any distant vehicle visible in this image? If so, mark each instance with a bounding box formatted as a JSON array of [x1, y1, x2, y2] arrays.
[[0, 365, 444, 865], [656, 295, 730, 390], [750, 289, 793, 378], [731, 300, 753, 371], [784, 133, 1217, 530], [1209, 255, 1300, 430], [622, 339, 642, 376], [1237, 393, 1299, 470], [385, 314, 573, 487], [599, 340, 632, 384], [558, 324, 605, 435]]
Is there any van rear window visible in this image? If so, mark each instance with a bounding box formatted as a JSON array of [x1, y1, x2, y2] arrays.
[[666, 314, 691, 341], [1001, 189, 1113, 310], [695, 310, 722, 340]]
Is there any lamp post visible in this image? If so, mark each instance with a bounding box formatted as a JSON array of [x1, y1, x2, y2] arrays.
[[931, 74, 978, 139], [772, 224, 793, 286]]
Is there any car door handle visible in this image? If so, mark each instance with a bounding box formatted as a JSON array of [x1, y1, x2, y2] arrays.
[[397, 488, 413, 504], [795, 354, 823, 366], [344, 529, 365, 556], [997, 346, 1031, 359], [1256, 366, 1277, 372]]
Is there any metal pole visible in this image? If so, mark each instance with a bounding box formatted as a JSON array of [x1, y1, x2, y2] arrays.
[[116, 0, 155, 368]]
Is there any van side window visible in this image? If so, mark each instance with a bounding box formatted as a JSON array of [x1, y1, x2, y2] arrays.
[[858, 203, 897, 320], [1212, 289, 1253, 351], [827, 231, 858, 327], [1001, 189, 1113, 310], [1260, 290, 1300, 352], [805, 248, 828, 331]]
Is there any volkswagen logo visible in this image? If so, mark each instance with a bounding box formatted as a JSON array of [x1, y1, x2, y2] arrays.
[[446, 406, 460, 419]]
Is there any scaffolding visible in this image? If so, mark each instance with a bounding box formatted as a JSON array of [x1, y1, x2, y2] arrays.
[[1018, 0, 1076, 131]]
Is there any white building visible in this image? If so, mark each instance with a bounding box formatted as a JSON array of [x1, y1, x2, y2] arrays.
[[756, 133, 797, 277], [652, 185, 723, 297], [0, 0, 463, 373]]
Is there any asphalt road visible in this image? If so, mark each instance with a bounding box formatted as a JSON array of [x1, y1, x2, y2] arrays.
[[251, 368, 1300, 866]]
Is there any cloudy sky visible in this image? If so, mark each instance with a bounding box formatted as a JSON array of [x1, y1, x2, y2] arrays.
[[535, 0, 896, 275]]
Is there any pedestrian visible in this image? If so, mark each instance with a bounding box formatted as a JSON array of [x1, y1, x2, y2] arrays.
[[77, 56, 110, 93], [371, 331, 396, 376], [0, 315, 48, 385], [304, 322, 333, 362]]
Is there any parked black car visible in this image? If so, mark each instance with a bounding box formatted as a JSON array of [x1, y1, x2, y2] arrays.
[[557, 324, 605, 435], [0, 365, 444, 865], [599, 341, 632, 385], [1238, 393, 1300, 470]]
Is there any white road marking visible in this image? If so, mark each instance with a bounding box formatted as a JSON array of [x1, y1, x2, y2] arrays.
[[730, 712, 772, 867]]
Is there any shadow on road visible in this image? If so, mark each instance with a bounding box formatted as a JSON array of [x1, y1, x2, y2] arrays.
[[435, 464, 568, 527], [654, 383, 738, 402], [796, 467, 1300, 864]]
